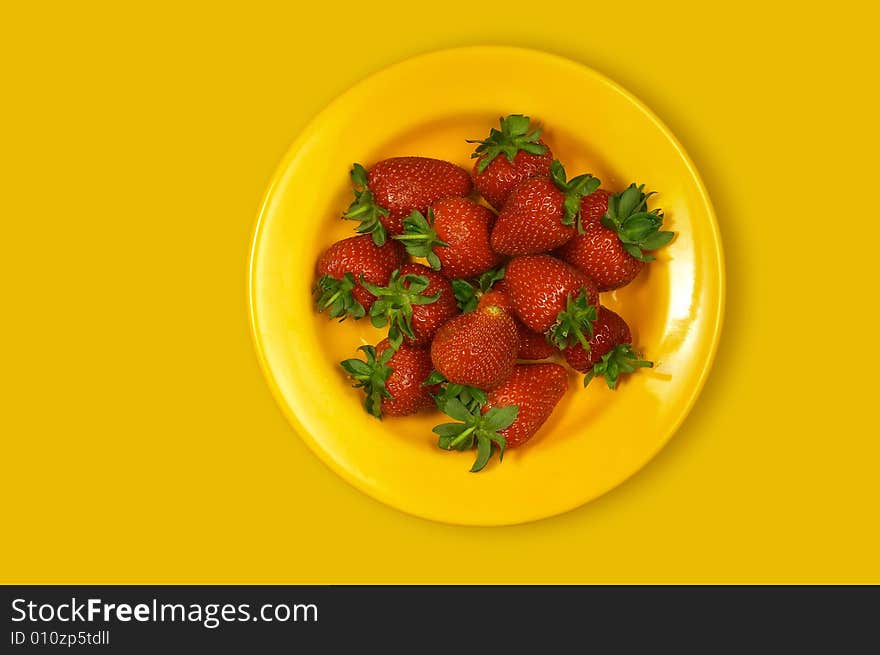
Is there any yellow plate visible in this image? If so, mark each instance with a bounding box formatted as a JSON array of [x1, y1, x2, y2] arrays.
[[249, 47, 724, 526]]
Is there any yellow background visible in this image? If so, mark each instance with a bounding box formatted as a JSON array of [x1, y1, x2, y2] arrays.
[[2, 1, 877, 583]]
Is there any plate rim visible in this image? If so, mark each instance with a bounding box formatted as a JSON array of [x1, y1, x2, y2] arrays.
[[247, 45, 726, 526]]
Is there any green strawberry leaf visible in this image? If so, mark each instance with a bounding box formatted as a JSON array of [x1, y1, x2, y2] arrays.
[[478, 266, 506, 291], [548, 289, 598, 350], [452, 279, 479, 313], [313, 273, 367, 321], [343, 163, 390, 246], [466, 115, 549, 173], [618, 214, 659, 243], [433, 422, 466, 438], [482, 405, 518, 432], [392, 209, 449, 271], [349, 162, 368, 187], [441, 397, 472, 423], [602, 183, 674, 259], [450, 266, 506, 313], [583, 343, 653, 390], [471, 436, 493, 472], [423, 370, 447, 386], [340, 345, 394, 419], [361, 269, 440, 349], [616, 183, 643, 218], [426, 370, 488, 414], [432, 400, 518, 472], [549, 160, 601, 230], [622, 242, 652, 262], [639, 230, 675, 251]]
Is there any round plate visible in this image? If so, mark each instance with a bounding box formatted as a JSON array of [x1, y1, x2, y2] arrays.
[[249, 47, 724, 526]]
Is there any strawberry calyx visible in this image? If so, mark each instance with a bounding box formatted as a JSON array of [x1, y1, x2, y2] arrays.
[[601, 183, 674, 262], [340, 345, 394, 419], [392, 210, 449, 270], [343, 163, 390, 246], [361, 269, 440, 350], [548, 289, 598, 350], [451, 279, 479, 313], [467, 114, 549, 174], [549, 160, 601, 230], [433, 397, 518, 472], [583, 343, 653, 390], [424, 370, 488, 413], [313, 272, 366, 321], [450, 266, 506, 313]]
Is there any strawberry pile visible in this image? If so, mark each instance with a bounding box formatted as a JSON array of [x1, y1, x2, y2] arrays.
[[314, 115, 673, 472]]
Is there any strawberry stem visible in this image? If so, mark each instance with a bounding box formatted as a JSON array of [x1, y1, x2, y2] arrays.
[[432, 398, 518, 472], [601, 183, 674, 261], [449, 266, 506, 313], [583, 344, 654, 390], [340, 345, 395, 418], [548, 289, 597, 350], [343, 163, 390, 246], [449, 426, 476, 449], [313, 273, 366, 321], [361, 269, 440, 349], [427, 369, 488, 414], [467, 114, 549, 174], [392, 210, 448, 270], [549, 160, 601, 231]]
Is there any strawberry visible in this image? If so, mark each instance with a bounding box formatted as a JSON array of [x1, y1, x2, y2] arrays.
[[393, 198, 502, 278], [362, 263, 459, 348], [430, 304, 519, 390], [562, 306, 653, 389], [467, 114, 554, 211], [483, 363, 569, 448], [314, 235, 406, 319], [504, 255, 599, 349], [432, 362, 568, 471], [476, 287, 513, 314], [515, 324, 558, 360], [449, 267, 506, 313], [340, 339, 439, 418], [490, 161, 600, 256], [556, 184, 673, 291], [579, 188, 612, 226], [477, 281, 556, 360], [343, 158, 473, 245]]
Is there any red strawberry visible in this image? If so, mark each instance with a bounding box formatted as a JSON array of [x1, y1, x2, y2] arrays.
[[467, 115, 554, 211], [556, 184, 673, 291], [477, 281, 556, 360], [340, 339, 439, 418], [579, 188, 612, 226], [449, 267, 506, 313], [393, 198, 502, 279], [343, 158, 473, 244], [430, 304, 519, 390], [556, 222, 644, 291], [362, 263, 459, 348], [516, 325, 558, 360], [490, 161, 600, 255], [314, 235, 406, 319], [562, 306, 652, 389], [504, 255, 599, 350], [431, 362, 568, 471], [476, 287, 513, 314], [483, 363, 569, 448]]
